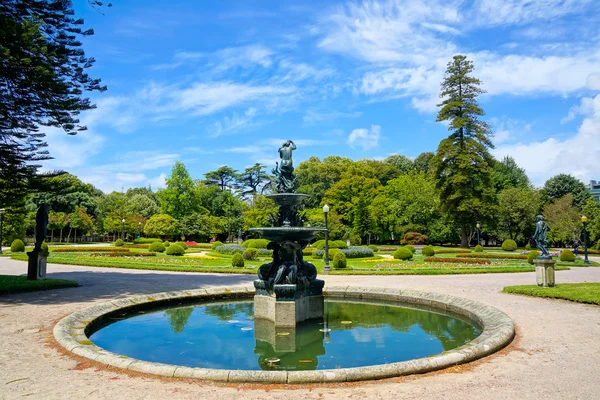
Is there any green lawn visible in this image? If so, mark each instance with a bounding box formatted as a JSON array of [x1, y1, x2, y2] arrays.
[[0, 275, 79, 295], [502, 283, 600, 305]]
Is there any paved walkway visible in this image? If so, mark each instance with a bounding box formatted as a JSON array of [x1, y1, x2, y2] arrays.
[[1, 258, 599, 400]]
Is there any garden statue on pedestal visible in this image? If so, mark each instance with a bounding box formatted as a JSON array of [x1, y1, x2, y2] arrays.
[[533, 215, 550, 259], [27, 203, 49, 280], [271, 140, 297, 193], [532, 214, 555, 287]]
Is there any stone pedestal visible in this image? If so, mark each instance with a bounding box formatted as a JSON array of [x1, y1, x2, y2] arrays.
[[254, 280, 324, 328], [534, 257, 555, 288], [27, 249, 48, 281]]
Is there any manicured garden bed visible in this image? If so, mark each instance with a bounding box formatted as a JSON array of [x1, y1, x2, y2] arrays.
[[503, 283, 600, 305], [0, 275, 79, 295]]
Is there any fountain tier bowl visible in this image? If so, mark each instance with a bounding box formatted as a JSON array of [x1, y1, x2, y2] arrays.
[[249, 227, 326, 242], [265, 193, 309, 206]]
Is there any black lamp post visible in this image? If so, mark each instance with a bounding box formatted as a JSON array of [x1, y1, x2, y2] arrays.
[[476, 223, 480, 246], [138, 221, 141, 238], [582, 215, 590, 265], [0, 209, 5, 255], [121, 218, 125, 241], [323, 204, 330, 272]]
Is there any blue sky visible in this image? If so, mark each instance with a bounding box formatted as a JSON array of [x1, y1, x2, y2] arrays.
[[42, 0, 600, 192]]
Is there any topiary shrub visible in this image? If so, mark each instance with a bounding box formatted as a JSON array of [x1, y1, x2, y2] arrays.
[[501, 239, 517, 252], [164, 240, 170, 247], [243, 247, 258, 260], [10, 239, 25, 253], [332, 252, 347, 269], [312, 251, 323, 259], [474, 244, 484, 253], [313, 240, 348, 250], [133, 238, 162, 244], [328, 248, 340, 261], [232, 253, 245, 267], [559, 249, 575, 262], [400, 231, 428, 245], [211, 240, 223, 250], [41, 241, 49, 252], [528, 250, 540, 265], [115, 239, 124, 247], [393, 247, 413, 260], [148, 242, 166, 253], [175, 241, 188, 250], [422, 245, 435, 256], [404, 244, 416, 253], [166, 244, 185, 256], [525, 243, 531, 251], [303, 247, 317, 256], [241, 239, 270, 249], [368, 244, 379, 253]]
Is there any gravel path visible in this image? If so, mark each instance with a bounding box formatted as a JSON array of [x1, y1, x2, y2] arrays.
[[1, 258, 599, 400]]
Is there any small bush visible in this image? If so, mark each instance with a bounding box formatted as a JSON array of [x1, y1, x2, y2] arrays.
[[333, 240, 348, 248], [241, 239, 270, 249], [313, 240, 347, 250], [312, 252, 323, 259], [133, 238, 162, 244], [501, 239, 518, 252], [115, 239, 124, 247], [196, 243, 212, 249], [559, 249, 575, 262], [393, 247, 413, 260], [332, 252, 347, 269], [528, 250, 540, 265], [525, 243, 531, 251], [164, 241, 170, 247], [303, 247, 317, 256], [148, 242, 166, 253], [211, 240, 223, 250], [215, 244, 244, 254], [368, 244, 379, 253], [232, 253, 245, 267], [41, 241, 48, 252], [404, 244, 416, 254], [166, 244, 185, 256], [10, 239, 25, 253], [257, 248, 273, 256], [596, 239, 600, 250], [474, 244, 484, 253], [313, 247, 374, 259], [400, 231, 428, 245], [175, 241, 188, 250], [422, 245, 435, 256], [243, 248, 258, 260]]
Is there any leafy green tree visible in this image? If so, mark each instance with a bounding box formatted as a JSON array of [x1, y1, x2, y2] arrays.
[[128, 194, 159, 219], [204, 166, 238, 191], [322, 176, 383, 227], [67, 207, 94, 242], [496, 187, 540, 241], [413, 152, 435, 174], [296, 156, 354, 208], [236, 163, 271, 197], [157, 162, 200, 219], [432, 54, 496, 248], [48, 211, 67, 242], [0, 0, 106, 207], [493, 156, 530, 192], [143, 214, 178, 238], [542, 174, 591, 209], [384, 154, 413, 175], [544, 194, 581, 247], [581, 198, 600, 243], [242, 195, 278, 231], [1, 206, 26, 245], [303, 208, 346, 240], [178, 212, 219, 241], [352, 195, 374, 243]]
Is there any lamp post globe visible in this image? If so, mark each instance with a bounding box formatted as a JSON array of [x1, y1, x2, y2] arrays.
[[323, 204, 330, 272], [121, 218, 125, 241], [582, 216, 590, 265], [476, 223, 480, 246]]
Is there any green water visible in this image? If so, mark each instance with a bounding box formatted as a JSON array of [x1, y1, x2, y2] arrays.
[[89, 299, 480, 370]]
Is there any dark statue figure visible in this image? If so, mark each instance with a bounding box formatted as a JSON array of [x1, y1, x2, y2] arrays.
[[34, 203, 48, 252], [272, 140, 297, 193], [533, 214, 550, 258], [257, 241, 318, 289]]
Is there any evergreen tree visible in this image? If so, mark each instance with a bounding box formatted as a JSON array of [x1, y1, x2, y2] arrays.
[[204, 166, 238, 191], [235, 163, 271, 198], [432, 55, 496, 248], [157, 162, 199, 219], [493, 156, 531, 191], [542, 174, 591, 209]]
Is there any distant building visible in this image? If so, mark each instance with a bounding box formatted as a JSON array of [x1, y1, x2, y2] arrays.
[[590, 180, 600, 202]]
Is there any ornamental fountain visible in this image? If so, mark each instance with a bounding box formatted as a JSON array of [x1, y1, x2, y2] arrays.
[[250, 140, 326, 327]]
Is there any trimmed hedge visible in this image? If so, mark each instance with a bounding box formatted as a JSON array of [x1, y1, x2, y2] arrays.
[[424, 257, 491, 265], [528, 250, 540, 265], [133, 238, 162, 244], [175, 241, 188, 250], [303, 247, 317, 256], [196, 243, 212, 249], [166, 244, 185, 256], [52, 247, 130, 253], [393, 247, 413, 260], [241, 239, 270, 249], [474, 245, 484, 253], [243, 248, 258, 260], [313, 246, 374, 259], [115, 239, 124, 247], [313, 240, 348, 250], [332, 252, 347, 269], [148, 242, 166, 253], [10, 239, 25, 253], [457, 253, 527, 260], [501, 239, 518, 252], [559, 249, 575, 262], [404, 245, 416, 254], [422, 245, 435, 256], [368, 244, 379, 253], [232, 253, 244, 267], [436, 248, 472, 254], [211, 241, 223, 250], [215, 244, 244, 254]]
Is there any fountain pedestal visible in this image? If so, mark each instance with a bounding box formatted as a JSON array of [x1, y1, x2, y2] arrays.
[[254, 280, 324, 328]]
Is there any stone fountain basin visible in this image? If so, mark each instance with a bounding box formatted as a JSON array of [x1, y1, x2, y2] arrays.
[[54, 286, 514, 384], [249, 227, 326, 242], [266, 193, 309, 206]]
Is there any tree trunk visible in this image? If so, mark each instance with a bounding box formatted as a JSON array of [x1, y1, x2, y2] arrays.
[[67, 228, 72, 243], [60, 228, 63, 242], [460, 230, 470, 248]]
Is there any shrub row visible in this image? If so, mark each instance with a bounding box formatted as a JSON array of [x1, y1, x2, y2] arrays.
[[436, 248, 472, 254], [133, 238, 162, 244], [241, 239, 270, 249], [148, 242, 166, 252], [313, 240, 348, 250], [422, 245, 435, 256], [313, 247, 374, 259], [196, 243, 212, 249], [303, 247, 317, 256], [424, 257, 491, 265], [378, 247, 397, 252], [52, 247, 131, 253], [457, 253, 527, 260], [124, 244, 151, 249]]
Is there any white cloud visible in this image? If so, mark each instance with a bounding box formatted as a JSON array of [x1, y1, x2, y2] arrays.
[[588, 73, 600, 90], [347, 125, 381, 150], [115, 173, 147, 183], [303, 109, 362, 123], [472, 0, 593, 26], [209, 108, 259, 137], [489, 117, 533, 145], [42, 127, 105, 170]]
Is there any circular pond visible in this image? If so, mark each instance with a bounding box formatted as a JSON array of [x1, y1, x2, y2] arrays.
[[89, 299, 481, 371]]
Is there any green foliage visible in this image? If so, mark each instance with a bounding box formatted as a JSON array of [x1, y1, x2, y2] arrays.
[[493, 156, 531, 192], [543, 174, 591, 208], [212, 240, 224, 250], [175, 241, 188, 250], [528, 250, 540, 265], [242, 248, 258, 260], [544, 194, 581, 246], [215, 244, 244, 254], [525, 243, 531, 250], [41, 241, 48, 252], [393, 247, 413, 260], [559, 249, 576, 262], [422, 245, 435, 256], [503, 283, 600, 306], [157, 162, 201, 219], [164, 241, 170, 247], [115, 239, 124, 247], [332, 252, 347, 269], [231, 253, 245, 267], [322, 175, 383, 227], [204, 166, 238, 191], [313, 240, 347, 250], [413, 152, 434, 174], [241, 239, 270, 249], [401, 231, 428, 245], [242, 195, 278, 230], [236, 163, 271, 197], [133, 238, 162, 244], [303, 247, 316, 256], [404, 244, 416, 253], [497, 186, 541, 242], [368, 244, 378, 252], [144, 214, 178, 238], [166, 244, 185, 256], [0, 275, 79, 295], [328, 248, 340, 260], [474, 244, 484, 253], [148, 242, 166, 253], [582, 198, 600, 244], [501, 239, 517, 252], [10, 239, 25, 252]]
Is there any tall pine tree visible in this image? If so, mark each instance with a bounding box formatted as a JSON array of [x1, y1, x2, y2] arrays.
[[432, 55, 496, 248]]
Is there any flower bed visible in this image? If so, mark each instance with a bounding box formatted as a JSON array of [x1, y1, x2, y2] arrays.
[[89, 251, 157, 257], [378, 247, 397, 252], [314, 246, 374, 259], [52, 247, 130, 253], [424, 257, 491, 264], [124, 244, 151, 249], [457, 253, 527, 260], [185, 241, 197, 248], [436, 248, 472, 254]]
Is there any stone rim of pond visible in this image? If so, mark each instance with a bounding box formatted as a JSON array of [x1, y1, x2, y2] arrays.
[[53, 285, 514, 384]]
